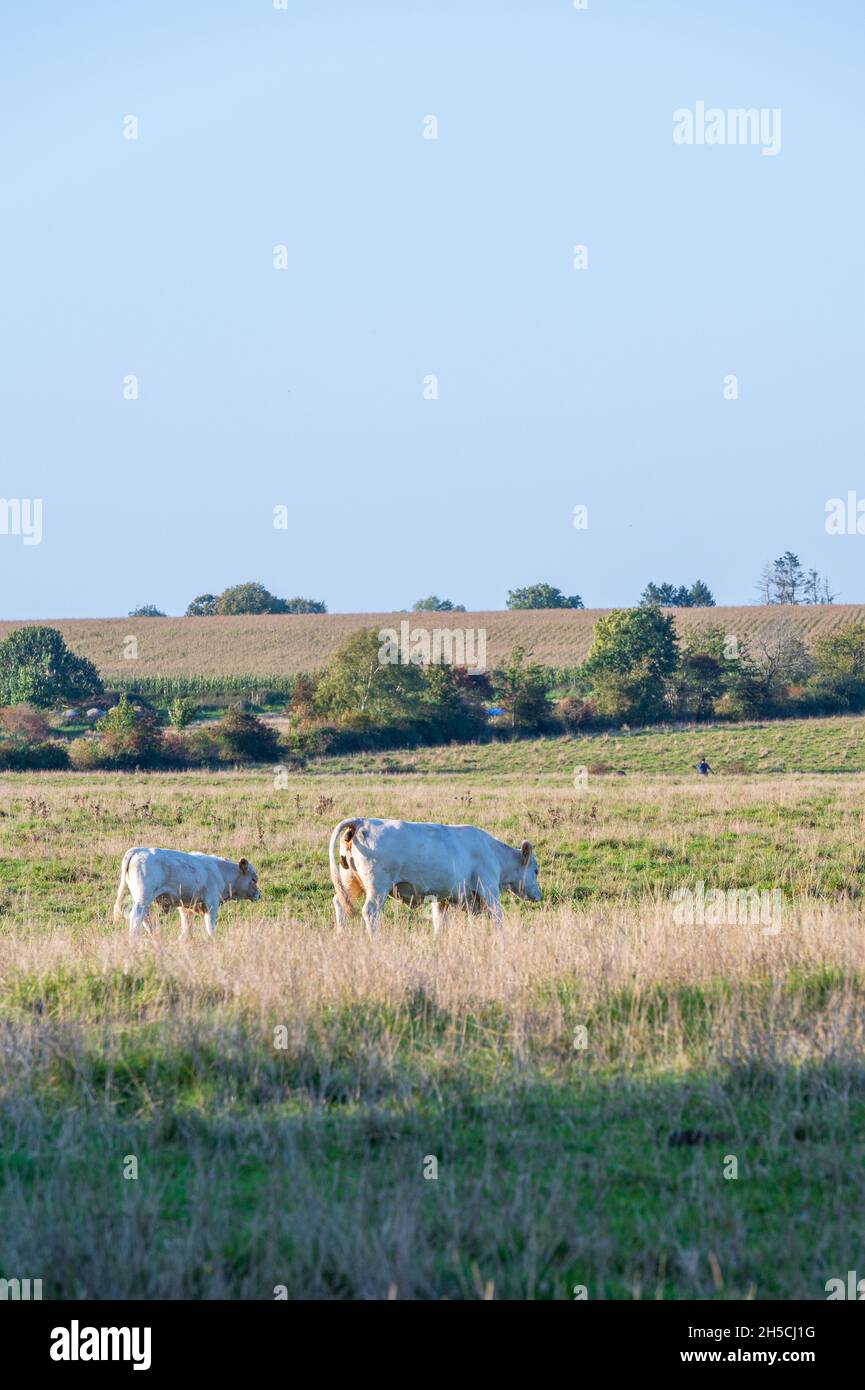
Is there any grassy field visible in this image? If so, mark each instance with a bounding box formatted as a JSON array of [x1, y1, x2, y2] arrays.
[[2, 603, 863, 679], [1, 750, 864, 1300]]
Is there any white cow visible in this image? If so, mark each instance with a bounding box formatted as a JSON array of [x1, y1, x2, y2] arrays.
[[328, 817, 541, 936], [112, 847, 261, 938]]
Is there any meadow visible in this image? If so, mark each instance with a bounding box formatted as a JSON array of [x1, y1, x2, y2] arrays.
[[2, 602, 864, 680], [1, 747, 864, 1300]]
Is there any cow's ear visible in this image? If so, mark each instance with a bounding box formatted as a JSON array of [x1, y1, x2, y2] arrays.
[[520, 840, 533, 866], [239, 857, 249, 873]]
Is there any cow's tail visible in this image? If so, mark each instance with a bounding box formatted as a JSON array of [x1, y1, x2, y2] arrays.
[[329, 818, 362, 917], [112, 848, 135, 922]]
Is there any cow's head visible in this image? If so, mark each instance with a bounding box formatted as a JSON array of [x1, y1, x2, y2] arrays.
[[233, 857, 261, 901], [508, 840, 541, 902]]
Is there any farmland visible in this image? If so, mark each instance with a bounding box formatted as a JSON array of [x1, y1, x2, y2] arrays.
[[1, 752, 864, 1298], [2, 604, 863, 682]]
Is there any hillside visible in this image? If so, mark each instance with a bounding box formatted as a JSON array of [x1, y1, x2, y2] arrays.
[[1, 605, 863, 680]]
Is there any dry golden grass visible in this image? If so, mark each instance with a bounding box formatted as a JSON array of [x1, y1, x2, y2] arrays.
[[2, 603, 863, 678], [5, 898, 863, 1047]]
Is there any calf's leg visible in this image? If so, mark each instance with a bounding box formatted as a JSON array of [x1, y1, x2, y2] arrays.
[[431, 900, 448, 936]]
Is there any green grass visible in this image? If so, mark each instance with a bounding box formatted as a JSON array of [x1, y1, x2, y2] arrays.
[[315, 714, 865, 777], [2, 966, 863, 1299]]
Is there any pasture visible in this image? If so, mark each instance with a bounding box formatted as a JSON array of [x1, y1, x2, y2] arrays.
[[1, 757, 864, 1298]]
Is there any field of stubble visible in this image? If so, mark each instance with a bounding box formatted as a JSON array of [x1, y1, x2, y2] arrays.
[[1, 762, 864, 1299]]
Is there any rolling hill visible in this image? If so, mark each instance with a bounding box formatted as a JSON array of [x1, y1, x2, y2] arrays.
[[1, 605, 863, 680]]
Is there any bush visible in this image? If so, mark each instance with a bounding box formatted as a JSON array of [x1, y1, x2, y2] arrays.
[[552, 695, 598, 731], [215, 707, 282, 761], [68, 738, 107, 770], [94, 696, 165, 769], [0, 704, 51, 740], [0, 739, 69, 770], [181, 726, 224, 766]]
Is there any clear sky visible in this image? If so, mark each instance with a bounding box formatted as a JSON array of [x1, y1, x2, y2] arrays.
[[1, 0, 862, 618]]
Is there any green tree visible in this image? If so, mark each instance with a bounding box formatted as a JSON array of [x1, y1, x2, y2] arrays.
[[210, 582, 326, 615], [809, 625, 865, 710], [506, 583, 584, 610], [128, 605, 166, 617], [421, 664, 490, 739], [669, 626, 729, 718], [412, 596, 466, 612], [689, 580, 716, 607], [758, 552, 805, 604], [314, 629, 427, 727], [0, 627, 102, 708], [185, 594, 218, 616], [493, 645, 551, 731], [640, 581, 715, 608], [215, 582, 287, 615], [281, 596, 327, 614], [583, 607, 678, 722]]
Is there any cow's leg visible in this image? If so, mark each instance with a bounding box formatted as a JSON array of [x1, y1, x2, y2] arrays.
[[202, 901, 219, 938], [361, 891, 386, 938], [333, 895, 350, 930], [178, 907, 193, 938], [480, 889, 505, 931], [128, 901, 150, 939], [431, 900, 448, 937]]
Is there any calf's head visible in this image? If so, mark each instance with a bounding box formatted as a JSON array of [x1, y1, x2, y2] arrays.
[[508, 840, 541, 902], [231, 857, 261, 901]]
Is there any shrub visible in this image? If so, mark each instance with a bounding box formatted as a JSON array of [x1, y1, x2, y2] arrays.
[[0, 739, 69, 770], [67, 738, 106, 770], [0, 703, 50, 740], [552, 695, 598, 731], [181, 725, 224, 766], [215, 707, 282, 761], [168, 696, 195, 730], [94, 696, 165, 768]]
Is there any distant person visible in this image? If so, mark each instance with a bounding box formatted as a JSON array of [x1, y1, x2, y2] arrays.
[[695, 758, 714, 776]]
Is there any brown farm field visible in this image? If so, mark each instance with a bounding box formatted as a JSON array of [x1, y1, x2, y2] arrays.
[[2, 604, 863, 679]]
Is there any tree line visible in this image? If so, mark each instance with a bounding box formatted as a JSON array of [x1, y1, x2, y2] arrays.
[[127, 553, 836, 617]]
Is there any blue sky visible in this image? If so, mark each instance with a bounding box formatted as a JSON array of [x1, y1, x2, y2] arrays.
[[1, 0, 862, 617]]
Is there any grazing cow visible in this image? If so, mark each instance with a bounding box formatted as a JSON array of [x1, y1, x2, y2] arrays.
[[328, 817, 541, 936], [112, 847, 260, 938]]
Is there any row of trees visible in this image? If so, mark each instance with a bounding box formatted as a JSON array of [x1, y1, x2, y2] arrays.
[[573, 607, 865, 724], [5, 612, 865, 770], [125, 554, 837, 617]]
